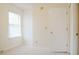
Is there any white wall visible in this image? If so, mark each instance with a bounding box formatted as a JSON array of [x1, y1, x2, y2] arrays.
[[0, 4, 8, 50], [0, 4, 24, 51], [23, 10, 33, 47]]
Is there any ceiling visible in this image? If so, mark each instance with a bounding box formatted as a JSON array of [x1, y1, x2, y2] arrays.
[[13, 3, 34, 10], [13, 3, 69, 11], [13, 3, 54, 10]]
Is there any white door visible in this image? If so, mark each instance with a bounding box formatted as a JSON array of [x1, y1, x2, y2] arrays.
[[47, 7, 69, 52], [33, 4, 69, 52]]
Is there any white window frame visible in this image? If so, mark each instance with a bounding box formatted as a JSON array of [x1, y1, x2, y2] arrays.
[[8, 11, 22, 38]]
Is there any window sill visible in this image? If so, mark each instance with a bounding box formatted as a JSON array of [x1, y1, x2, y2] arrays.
[[9, 36, 21, 39]]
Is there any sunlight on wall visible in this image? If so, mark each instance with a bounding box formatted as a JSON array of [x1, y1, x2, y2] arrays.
[[23, 10, 33, 46]]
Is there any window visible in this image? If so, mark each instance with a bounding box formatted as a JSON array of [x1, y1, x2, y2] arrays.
[[9, 12, 21, 38]]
